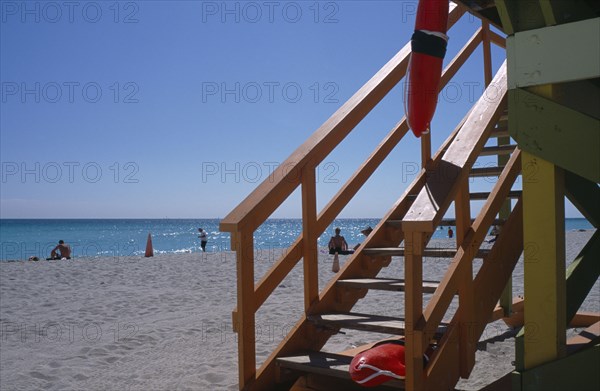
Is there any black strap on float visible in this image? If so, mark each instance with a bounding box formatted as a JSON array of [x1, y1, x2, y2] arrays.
[[411, 30, 448, 59]]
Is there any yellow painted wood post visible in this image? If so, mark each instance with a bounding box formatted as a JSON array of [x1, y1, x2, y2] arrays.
[[233, 230, 256, 389], [404, 230, 424, 391], [455, 178, 476, 377], [522, 151, 566, 369], [301, 166, 319, 311]]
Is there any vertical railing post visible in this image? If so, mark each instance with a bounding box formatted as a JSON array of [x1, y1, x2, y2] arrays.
[[404, 230, 425, 391], [485, 19, 513, 316], [482, 21, 493, 86], [232, 230, 256, 389], [301, 165, 319, 311], [421, 132, 432, 168], [455, 177, 476, 377]]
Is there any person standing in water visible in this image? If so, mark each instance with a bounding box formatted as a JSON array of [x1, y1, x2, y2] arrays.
[[198, 228, 208, 252]]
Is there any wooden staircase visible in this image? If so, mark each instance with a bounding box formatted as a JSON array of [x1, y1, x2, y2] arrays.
[[273, 66, 523, 391], [219, 3, 528, 390]]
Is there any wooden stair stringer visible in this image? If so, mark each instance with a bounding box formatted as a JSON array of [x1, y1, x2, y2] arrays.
[[424, 197, 524, 389]]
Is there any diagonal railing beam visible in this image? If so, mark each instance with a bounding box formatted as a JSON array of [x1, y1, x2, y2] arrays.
[[245, 25, 484, 315], [220, 3, 465, 235]]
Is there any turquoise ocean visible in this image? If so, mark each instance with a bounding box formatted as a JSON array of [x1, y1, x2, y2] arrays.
[[0, 218, 594, 261]]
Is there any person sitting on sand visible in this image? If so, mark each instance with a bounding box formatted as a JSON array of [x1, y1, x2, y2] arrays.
[[328, 228, 353, 255], [47, 240, 71, 260]]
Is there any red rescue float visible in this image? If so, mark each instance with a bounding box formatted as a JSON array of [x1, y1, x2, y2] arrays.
[[349, 339, 434, 387], [406, 0, 449, 137]]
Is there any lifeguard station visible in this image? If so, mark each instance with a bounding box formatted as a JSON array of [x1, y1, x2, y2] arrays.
[[220, 1, 600, 390]]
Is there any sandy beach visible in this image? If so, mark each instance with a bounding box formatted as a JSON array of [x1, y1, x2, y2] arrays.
[[1, 231, 597, 391]]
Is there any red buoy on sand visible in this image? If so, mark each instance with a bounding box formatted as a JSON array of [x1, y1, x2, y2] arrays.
[[350, 339, 434, 387], [406, 0, 449, 137], [145, 233, 154, 257], [350, 340, 407, 387]]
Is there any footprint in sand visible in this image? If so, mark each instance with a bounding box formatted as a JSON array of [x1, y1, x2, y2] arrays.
[[204, 372, 226, 383], [104, 356, 119, 364], [47, 361, 61, 369], [88, 347, 109, 357], [29, 371, 58, 382]]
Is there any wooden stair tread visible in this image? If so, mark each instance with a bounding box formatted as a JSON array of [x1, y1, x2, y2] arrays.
[[276, 351, 404, 388], [469, 190, 522, 200], [308, 312, 449, 335], [479, 144, 517, 156], [386, 218, 507, 227], [362, 247, 490, 258], [567, 320, 600, 354], [337, 278, 440, 293], [470, 166, 505, 177], [489, 127, 509, 138]]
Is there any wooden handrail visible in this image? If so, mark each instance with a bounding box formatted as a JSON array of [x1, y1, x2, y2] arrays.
[[239, 24, 486, 315], [220, 3, 466, 234], [402, 62, 508, 233]]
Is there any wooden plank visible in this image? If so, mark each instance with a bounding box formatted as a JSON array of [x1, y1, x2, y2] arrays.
[[308, 312, 417, 335], [522, 151, 567, 369], [277, 352, 352, 380], [519, 344, 600, 391], [404, 230, 425, 391], [482, 21, 493, 86], [565, 230, 600, 326], [489, 30, 506, 48], [507, 18, 600, 88], [455, 178, 472, 247], [479, 144, 516, 156], [302, 167, 319, 310], [387, 218, 507, 227], [509, 88, 600, 182], [566, 321, 600, 354], [423, 322, 461, 390], [362, 247, 491, 259], [455, 177, 476, 376], [495, 0, 515, 35], [539, 0, 557, 26], [421, 131, 432, 167], [336, 278, 440, 293], [403, 63, 508, 232], [470, 166, 504, 177], [233, 231, 257, 388], [564, 170, 600, 228], [469, 190, 521, 200], [490, 127, 510, 138]]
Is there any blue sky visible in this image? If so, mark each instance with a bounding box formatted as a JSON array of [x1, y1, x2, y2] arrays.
[[0, 1, 583, 218]]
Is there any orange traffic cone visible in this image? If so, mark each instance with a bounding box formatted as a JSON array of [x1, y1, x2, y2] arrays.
[[332, 252, 340, 273], [145, 233, 154, 257]]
